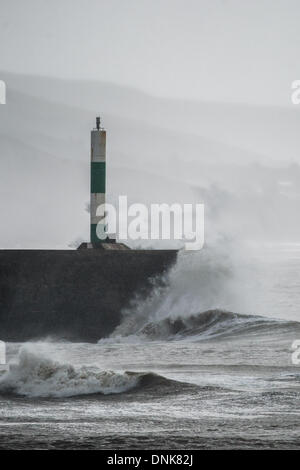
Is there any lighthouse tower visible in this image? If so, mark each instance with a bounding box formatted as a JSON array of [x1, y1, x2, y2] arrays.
[[78, 117, 127, 250], [90, 117, 106, 244]]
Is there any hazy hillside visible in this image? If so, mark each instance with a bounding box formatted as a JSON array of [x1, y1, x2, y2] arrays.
[[3, 71, 300, 165], [0, 72, 300, 247]]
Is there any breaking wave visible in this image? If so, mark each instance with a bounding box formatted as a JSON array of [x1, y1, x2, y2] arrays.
[[104, 246, 300, 343], [106, 309, 299, 342], [0, 348, 181, 398]]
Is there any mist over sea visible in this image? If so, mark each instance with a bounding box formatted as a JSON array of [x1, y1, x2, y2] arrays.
[[0, 243, 299, 449]]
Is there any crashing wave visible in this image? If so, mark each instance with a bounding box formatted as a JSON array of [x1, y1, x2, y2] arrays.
[[106, 309, 299, 342], [0, 347, 183, 398], [105, 246, 294, 342]]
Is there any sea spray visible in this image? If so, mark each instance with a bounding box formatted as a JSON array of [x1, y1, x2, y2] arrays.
[[0, 346, 139, 397], [109, 241, 259, 339]]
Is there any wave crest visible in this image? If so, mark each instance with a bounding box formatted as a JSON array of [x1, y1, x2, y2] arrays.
[[0, 348, 140, 398], [108, 309, 299, 342], [0, 347, 187, 398]]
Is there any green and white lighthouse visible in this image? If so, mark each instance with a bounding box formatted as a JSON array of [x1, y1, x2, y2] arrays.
[[90, 117, 106, 244]]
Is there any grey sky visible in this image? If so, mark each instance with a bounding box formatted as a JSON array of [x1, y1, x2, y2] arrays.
[[0, 0, 299, 105]]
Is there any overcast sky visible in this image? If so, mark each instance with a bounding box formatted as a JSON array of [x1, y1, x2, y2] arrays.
[[0, 0, 299, 105]]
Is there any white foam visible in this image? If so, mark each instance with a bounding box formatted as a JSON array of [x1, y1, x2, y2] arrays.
[[0, 346, 139, 398], [109, 243, 258, 340]]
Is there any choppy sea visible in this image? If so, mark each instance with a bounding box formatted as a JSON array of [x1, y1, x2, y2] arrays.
[[1, 243, 300, 449]]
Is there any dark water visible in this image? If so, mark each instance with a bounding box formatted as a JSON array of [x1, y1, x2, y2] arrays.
[[0, 245, 300, 449]]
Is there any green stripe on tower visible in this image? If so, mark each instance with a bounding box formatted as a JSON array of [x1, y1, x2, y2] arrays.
[[90, 224, 98, 244], [91, 162, 106, 193], [90, 223, 106, 244]]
